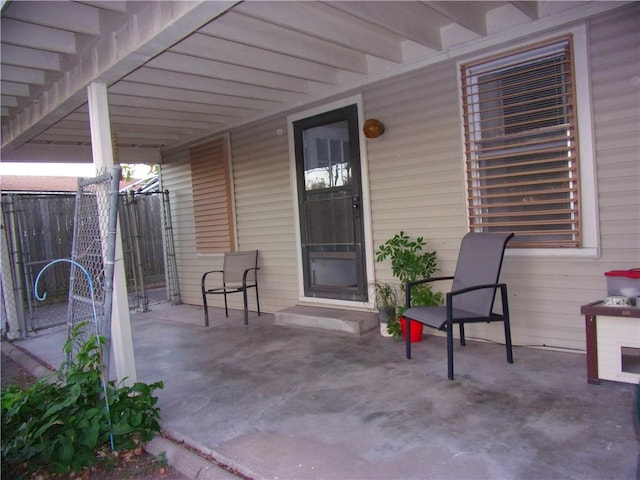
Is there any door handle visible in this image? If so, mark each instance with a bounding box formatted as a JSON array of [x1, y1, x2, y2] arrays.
[[352, 195, 360, 209]]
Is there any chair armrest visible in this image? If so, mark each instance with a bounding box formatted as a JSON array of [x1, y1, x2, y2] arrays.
[[448, 282, 506, 297], [405, 276, 454, 308], [242, 267, 260, 286], [446, 283, 508, 316], [406, 276, 454, 289], [201, 269, 223, 291]]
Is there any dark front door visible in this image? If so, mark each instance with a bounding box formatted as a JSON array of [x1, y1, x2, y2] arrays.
[[293, 104, 367, 301]]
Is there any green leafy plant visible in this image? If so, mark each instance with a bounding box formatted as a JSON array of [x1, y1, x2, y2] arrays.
[[372, 281, 398, 307], [375, 231, 442, 338], [375, 231, 438, 285], [409, 283, 444, 308], [372, 281, 399, 309], [397, 284, 444, 318], [372, 281, 399, 326], [386, 314, 403, 338], [1, 324, 163, 476]]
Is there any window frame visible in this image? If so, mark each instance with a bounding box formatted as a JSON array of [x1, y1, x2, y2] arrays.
[[458, 25, 599, 257]]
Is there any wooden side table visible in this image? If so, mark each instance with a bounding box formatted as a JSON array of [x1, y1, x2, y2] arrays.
[[581, 301, 640, 384]]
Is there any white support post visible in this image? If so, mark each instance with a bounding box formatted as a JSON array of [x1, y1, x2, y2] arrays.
[[87, 82, 137, 385]]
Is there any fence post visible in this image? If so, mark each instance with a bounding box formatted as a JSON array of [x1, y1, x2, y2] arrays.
[[161, 190, 180, 304], [100, 167, 122, 381], [1, 195, 26, 338], [0, 195, 26, 340], [129, 191, 148, 311]]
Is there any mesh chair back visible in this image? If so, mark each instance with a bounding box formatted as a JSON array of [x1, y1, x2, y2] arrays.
[[223, 250, 258, 285], [450, 233, 513, 316]]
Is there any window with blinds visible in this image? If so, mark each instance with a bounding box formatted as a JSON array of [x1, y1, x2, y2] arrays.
[[191, 137, 235, 253], [461, 36, 580, 248]]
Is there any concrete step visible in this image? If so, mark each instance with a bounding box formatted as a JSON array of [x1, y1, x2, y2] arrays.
[[274, 305, 378, 337]]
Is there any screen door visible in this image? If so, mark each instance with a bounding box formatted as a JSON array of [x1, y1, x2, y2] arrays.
[[293, 104, 367, 301]]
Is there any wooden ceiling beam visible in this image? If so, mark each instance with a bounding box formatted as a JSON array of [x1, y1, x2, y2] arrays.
[[3, 1, 101, 35], [329, 1, 444, 50], [1, 19, 76, 54]]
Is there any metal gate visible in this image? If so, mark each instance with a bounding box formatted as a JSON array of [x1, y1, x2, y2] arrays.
[[1, 181, 180, 338], [118, 190, 179, 312]]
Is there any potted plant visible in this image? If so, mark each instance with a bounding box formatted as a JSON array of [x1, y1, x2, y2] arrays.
[[375, 231, 442, 340], [372, 281, 399, 337]]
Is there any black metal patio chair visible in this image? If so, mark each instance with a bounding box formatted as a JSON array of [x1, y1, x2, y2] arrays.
[[201, 250, 261, 327], [404, 232, 514, 380]]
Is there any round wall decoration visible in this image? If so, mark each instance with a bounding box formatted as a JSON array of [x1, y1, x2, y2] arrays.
[[363, 118, 385, 138]]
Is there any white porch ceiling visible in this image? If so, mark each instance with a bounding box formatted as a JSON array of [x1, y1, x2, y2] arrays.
[[0, 1, 627, 158]]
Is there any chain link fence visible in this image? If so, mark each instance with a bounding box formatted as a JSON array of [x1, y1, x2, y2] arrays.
[[61, 168, 120, 361], [1, 173, 180, 341]]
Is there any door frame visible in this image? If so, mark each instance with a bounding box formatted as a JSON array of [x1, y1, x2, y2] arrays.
[[287, 95, 375, 308]]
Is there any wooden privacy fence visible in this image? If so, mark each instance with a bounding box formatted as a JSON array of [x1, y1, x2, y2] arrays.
[[1, 190, 176, 336]]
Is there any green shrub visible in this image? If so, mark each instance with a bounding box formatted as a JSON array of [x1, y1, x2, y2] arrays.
[[375, 231, 438, 286], [375, 231, 442, 338], [1, 324, 163, 475]]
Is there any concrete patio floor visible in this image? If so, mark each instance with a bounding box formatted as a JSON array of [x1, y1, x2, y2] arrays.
[[5, 303, 639, 479]]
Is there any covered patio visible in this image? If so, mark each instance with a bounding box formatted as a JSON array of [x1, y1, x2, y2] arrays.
[[7, 303, 638, 479]]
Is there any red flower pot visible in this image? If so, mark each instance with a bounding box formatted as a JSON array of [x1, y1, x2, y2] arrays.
[[400, 317, 423, 342]]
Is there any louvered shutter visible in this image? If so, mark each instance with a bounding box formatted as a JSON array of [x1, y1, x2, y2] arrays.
[[191, 138, 235, 253]]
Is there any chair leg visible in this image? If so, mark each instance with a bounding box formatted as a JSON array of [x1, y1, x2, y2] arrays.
[[202, 292, 209, 327], [504, 318, 514, 364], [255, 284, 261, 316], [223, 291, 229, 318], [459, 323, 466, 346], [501, 286, 514, 364], [447, 321, 455, 380], [405, 318, 412, 359], [243, 288, 249, 326]]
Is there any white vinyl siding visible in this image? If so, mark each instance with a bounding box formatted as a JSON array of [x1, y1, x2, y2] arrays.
[[590, 5, 640, 264], [502, 7, 639, 350], [364, 63, 467, 282], [229, 117, 300, 311], [161, 4, 638, 352], [364, 9, 638, 350], [161, 116, 298, 312], [160, 147, 207, 306]]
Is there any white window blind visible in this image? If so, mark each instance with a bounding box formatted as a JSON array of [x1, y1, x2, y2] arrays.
[[461, 36, 581, 248]]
